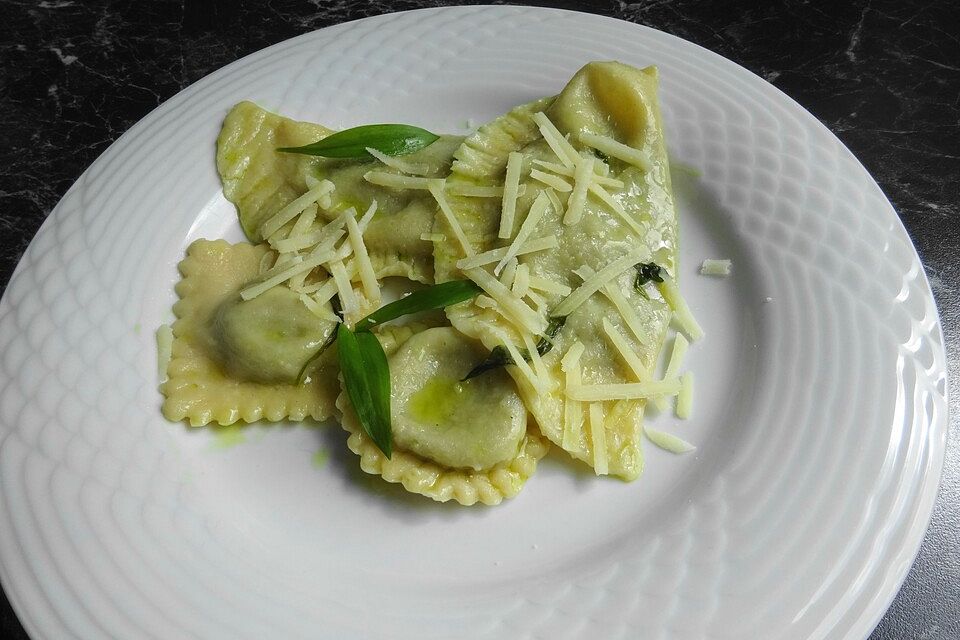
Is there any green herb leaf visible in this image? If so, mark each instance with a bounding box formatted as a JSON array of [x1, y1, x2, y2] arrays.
[[296, 324, 340, 384], [277, 124, 440, 159], [634, 262, 664, 299], [338, 324, 392, 457], [354, 280, 482, 332], [535, 315, 567, 356], [463, 315, 567, 380], [355, 330, 391, 456], [462, 346, 515, 380]]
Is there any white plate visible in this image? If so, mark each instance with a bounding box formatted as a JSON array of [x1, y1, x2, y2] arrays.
[[0, 7, 947, 639]]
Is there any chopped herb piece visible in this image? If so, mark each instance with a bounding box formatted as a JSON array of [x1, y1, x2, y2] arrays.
[[634, 262, 664, 299]]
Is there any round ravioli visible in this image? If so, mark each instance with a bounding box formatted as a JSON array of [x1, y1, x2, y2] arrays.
[[212, 286, 337, 384], [336, 324, 549, 506], [390, 327, 527, 470]]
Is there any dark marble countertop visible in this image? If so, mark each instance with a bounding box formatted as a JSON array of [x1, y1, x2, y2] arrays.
[[1, 1, 957, 638]]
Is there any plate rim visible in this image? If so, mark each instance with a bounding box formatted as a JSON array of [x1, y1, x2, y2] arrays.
[[0, 6, 949, 639]]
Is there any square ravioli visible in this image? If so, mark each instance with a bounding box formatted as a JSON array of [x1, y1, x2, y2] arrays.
[[161, 239, 340, 426]]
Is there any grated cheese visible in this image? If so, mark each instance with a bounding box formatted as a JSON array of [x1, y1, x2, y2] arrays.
[[658, 276, 704, 341], [520, 332, 551, 390], [575, 265, 650, 345], [544, 187, 564, 217], [532, 159, 624, 188], [529, 169, 573, 192], [428, 180, 475, 256], [512, 263, 530, 298], [532, 112, 580, 167], [567, 378, 682, 401], [676, 372, 694, 419], [579, 132, 653, 172], [240, 251, 338, 301], [654, 332, 690, 412], [310, 277, 340, 305], [495, 190, 550, 276], [156, 324, 173, 382], [329, 260, 359, 315], [289, 202, 318, 239], [345, 212, 381, 303], [259, 179, 334, 239], [499, 258, 519, 290], [527, 275, 571, 296], [644, 427, 696, 454], [499, 151, 524, 239], [273, 211, 348, 253], [365, 147, 431, 176], [447, 183, 513, 198], [299, 293, 336, 321], [456, 236, 558, 271], [563, 156, 594, 225], [490, 327, 546, 394], [420, 232, 447, 242], [553, 247, 649, 317], [475, 294, 498, 309], [602, 318, 648, 381], [363, 171, 434, 190], [466, 267, 545, 334], [560, 342, 585, 452], [358, 200, 378, 231], [587, 183, 645, 237], [588, 403, 609, 475], [258, 251, 276, 274], [700, 259, 732, 276]]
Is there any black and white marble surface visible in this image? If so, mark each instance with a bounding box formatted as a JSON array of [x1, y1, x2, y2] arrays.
[[0, 1, 957, 638]]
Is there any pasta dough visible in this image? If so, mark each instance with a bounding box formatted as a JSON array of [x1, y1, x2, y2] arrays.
[[217, 101, 464, 283], [435, 62, 677, 479], [161, 239, 340, 426], [337, 324, 549, 506]]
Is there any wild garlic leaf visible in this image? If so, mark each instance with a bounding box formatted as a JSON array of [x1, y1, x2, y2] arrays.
[[277, 124, 440, 158], [353, 280, 481, 332], [338, 324, 392, 458]]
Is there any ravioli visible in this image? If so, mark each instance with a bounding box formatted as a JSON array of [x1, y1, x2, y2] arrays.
[[161, 239, 341, 426], [217, 101, 464, 283], [337, 324, 549, 506], [434, 62, 678, 479]]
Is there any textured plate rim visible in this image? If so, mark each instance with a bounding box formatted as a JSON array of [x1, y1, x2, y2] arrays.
[[0, 6, 948, 639]]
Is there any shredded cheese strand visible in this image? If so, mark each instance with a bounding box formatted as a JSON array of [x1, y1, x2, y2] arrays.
[[499, 151, 524, 239], [561, 342, 585, 452], [533, 159, 624, 188], [465, 267, 545, 334], [456, 236, 558, 270], [240, 251, 338, 301], [345, 212, 380, 303], [363, 171, 434, 190], [527, 275, 571, 296], [428, 180, 475, 257], [330, 260, 359, 315], [494, 190, 550, 276], [553, 247, 649, 317], [654, 333, 690, 412], [677, 372, 694, 419], [658, 276, 704, 341], [259, 179, 334, 239], [601, 318, 648, 381], [645, 427, 696, 454], [589, 402, 609, 475], [567, 378, 682, 401], [532, 112, 580, 167], [579, 132, 653, 171], [563, 156, 594, 225], [587, 183, 645, 237], [365, 147, 431, 175], [529, 169, 572, 192]]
